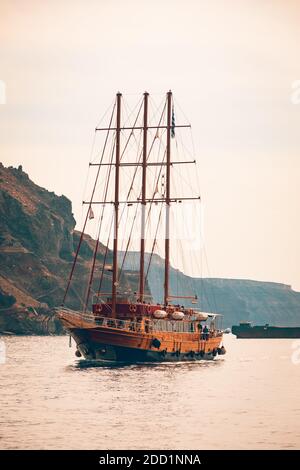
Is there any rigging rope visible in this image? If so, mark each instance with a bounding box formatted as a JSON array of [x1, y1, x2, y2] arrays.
[[80, 97, 143, 310], [117, 102, 167, 285], [83, 134, 116, 311], [62, 99, 116, 306]]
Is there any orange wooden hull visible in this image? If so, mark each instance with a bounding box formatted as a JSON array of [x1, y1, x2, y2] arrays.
[[59, 310, 224, 362]]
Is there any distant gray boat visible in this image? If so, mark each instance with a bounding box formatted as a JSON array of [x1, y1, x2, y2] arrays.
[[232, 322, 300, 338]]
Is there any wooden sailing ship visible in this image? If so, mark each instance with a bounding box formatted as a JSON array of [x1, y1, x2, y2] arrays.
[[56, 91, 226, 362]]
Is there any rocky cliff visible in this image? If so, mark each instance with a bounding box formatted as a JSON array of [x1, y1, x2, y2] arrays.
[[0, 163, 138, 334]]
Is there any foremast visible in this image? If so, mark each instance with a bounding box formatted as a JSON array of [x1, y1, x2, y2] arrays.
[[112, 92, 122, 317]]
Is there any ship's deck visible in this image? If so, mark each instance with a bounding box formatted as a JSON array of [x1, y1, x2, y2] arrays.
[[56, 307, 222, 338]]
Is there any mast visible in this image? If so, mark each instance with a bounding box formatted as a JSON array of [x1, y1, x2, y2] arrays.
[[112, 92, 122, 317], [164, 91, 172, 306], [139, 91, 148, 302]]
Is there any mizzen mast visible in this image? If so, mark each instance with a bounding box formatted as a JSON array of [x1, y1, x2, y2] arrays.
[[112, 92, 122, 317]]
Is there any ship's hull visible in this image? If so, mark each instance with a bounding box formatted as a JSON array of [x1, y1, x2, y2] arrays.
[[232, 325, 300, 339], [57, 307, 225, 363], [66, 326, 223, 363], [71, 329, 216, 362]]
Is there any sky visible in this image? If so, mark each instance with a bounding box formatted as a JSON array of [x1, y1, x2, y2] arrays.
[[1, 0, 300, 290]]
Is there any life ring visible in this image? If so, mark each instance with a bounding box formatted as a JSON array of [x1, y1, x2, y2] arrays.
[[147, 305, 152, 314], [129, 304, 137, 313]]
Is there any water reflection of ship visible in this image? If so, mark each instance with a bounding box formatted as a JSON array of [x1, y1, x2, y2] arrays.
[[56, 91, 226, 363]]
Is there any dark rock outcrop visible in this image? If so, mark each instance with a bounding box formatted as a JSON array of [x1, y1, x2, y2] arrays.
[[0, 163, 139, 334]]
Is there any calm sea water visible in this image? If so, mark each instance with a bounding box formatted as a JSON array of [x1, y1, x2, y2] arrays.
[[0, 334, 300, 450]]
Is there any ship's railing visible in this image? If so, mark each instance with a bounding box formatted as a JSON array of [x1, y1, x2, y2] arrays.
[[57, 307, 143, 330], [148, 319, 222, 337], [57, 307, 97, 325], [57, 308, 222, 336]]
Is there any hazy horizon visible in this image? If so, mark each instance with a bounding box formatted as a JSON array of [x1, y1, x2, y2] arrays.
[[1, 0, 300, 290]]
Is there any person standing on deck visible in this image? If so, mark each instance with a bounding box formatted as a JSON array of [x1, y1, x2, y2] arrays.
[[203, 324, 209, 340]]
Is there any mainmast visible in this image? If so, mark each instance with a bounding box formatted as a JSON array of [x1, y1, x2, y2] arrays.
[[112, 92, 122, 317], [139, 91, 148, 302], [164, 91, 172, 306]]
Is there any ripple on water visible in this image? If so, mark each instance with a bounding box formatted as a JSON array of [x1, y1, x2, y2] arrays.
[[0, 335, 300, 449]]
